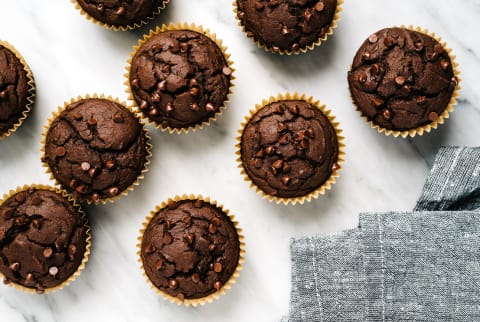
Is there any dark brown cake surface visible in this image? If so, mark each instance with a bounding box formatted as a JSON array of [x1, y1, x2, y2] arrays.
[[0, 188, 88, 293], [141, 199, 240, 300], [43, 98, 148, 203], [348, 27, 458, 131], [0, 44, 30, 136], [76, 0, 164, 27], [236, 0, 338, 52], [129, 29, 232, 130], [241, 100, 339, 198]]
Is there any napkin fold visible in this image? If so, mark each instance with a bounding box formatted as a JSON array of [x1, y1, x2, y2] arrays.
[[283, 146, 480, 321]]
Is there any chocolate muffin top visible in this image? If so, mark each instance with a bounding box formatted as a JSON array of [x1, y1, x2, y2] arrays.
[[0, 187, 89, 293], [43, 98, 149, 203], [141, 199, 241, 301], [235, 0, 338, 53], [76, 0, 165, 28], [348, 27, 458, 131], [129, 29, 232, 130], [0, 44, 32, 137], [240, 100, 339, 199]]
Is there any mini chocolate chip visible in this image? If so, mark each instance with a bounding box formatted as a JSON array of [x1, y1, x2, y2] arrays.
[[451, 76, 459, 86], [279, 134, 290, 145], [32, 196, 42, 206], [104, 160, 116, 170], [283, 163, 291, 173], [205, 102, 216, 112], [96, 3, 104, 11], [194, 199, 203, 208], [208, 223, 218, 234], [222, 66, 232, 76], [180, 42, 189, 53], [281, 176, 291, 185], [440, 59, 450, 70], [255, 149, 264, 158], [9, 262, 20, 271], [92, 193, 100, 203], [68, 244, 77, 257], [116, 6, 125, 15], [149, 108, 159, 116], [304, 9, 312, 21], [299, 139, 309, 150], [167, 201, 178, 210], [416, 96, 427, 105], [189, 79, 198, 87], [414, 40, 424, 51], [162, 233, 173, 245], [428, 111, 439, 121], [157, 80, 167, 91], [291, 43, 300, 51], [166, 103, 174, 113], [214, 262, 223, 273], [401, 84, 412, 95], [1, 208, 13, 219], [190, 103, 199, 111], [265, 146, 275, 155], [382, 109, 392, 120], [211, 217, 221, 226], [56, 146, 66, 157], [185, 233, 195, 245], [81, 162, 91, 171], [272, 46, 280, 53], [88, 167, 99, 178], [208, 243, 216, 252], [168, 279, 178, 289], [332, 163, 341, 171], [272, 159, 283, 170], [32, 219, 42, 230], [75, 185, 87, 194], [189, 87, 199, 96], [15, 217, 25, 225], [294, 132, 305, 142], [277, 122, 287, 132], [395, 76, 405, 86], [0, 90, 6, 98], [434, 43, 444, 55], [368, 34, 378, 44], [140, 100, 149, 110], [370, 63, 381, 75], [238, 10, 245, 18], [73, 111, 83, 121], [35, 285, 44, 294], [272, 104, 285, 114], [191, 273, 200, 283], [281, 25, 289, 36], [177, 293, 185, 301], [362, 52, 371, 61], [383, 36, 394, 47], [69, 179, 77, 188], [155, 259, 163, 270], [131, 78, 139, 88], [183, 215, 193, 225], [43, 247, 53, 258], [144, 244, 156, 254], [271, 166, 278, 175], [49, 266, 59, 276], [315, 1, 325, 11], [214, 281, 222, 290], [288, 105, 299, 114], [25, 273, 33, 284], [359, 73, 367, 84], [108, 187, 119, 196], [113, 113, 124, 123]]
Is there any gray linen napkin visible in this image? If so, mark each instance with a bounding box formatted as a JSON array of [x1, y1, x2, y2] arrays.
[[284, 146, 480, 322]]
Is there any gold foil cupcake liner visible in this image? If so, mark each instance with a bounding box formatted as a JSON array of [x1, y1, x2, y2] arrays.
[[0, 184, 91, 294], [40, 93, 152, 205], [125, 22, 235, 134], [352, 25, 461, 138], [233, 0, 343, 55], [137, 194, 245, 307], [236, 93, 345, 205], [0, 40, 35, 140], [71, 0, 170, 31]]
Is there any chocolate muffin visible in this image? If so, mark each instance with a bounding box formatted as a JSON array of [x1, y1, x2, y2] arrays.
[[0, 186, 89, 294], [43, 97, 150, 203], [128, 27, 233, 131], [348, 27, 459, 133], [140, 198, 242, 303], [239, 98, 340, 201], [0, 42, 35, 139], [75, 0, 169, 29], [235, 0, 339, 53]]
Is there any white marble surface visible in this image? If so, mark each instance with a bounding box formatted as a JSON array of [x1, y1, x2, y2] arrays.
[[0, 0, 479, 321]]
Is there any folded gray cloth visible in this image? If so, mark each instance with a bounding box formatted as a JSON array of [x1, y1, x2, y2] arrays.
[[284, 146, 480, 322]]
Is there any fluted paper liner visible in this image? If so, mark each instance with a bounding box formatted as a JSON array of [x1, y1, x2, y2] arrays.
[[137, 194, 245, 307], [0, 184, 91, 294], [0, 40, 35, 140], [40, 94, 152, 205], [351, 25, 461, 138], [236, 93, 345, 205], [233, 0, 343, 55], [71, 0, 170, 31], [125, 22, 235, 134]]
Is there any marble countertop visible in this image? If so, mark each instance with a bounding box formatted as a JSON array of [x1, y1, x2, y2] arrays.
[[0, 0, 479, 321]]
